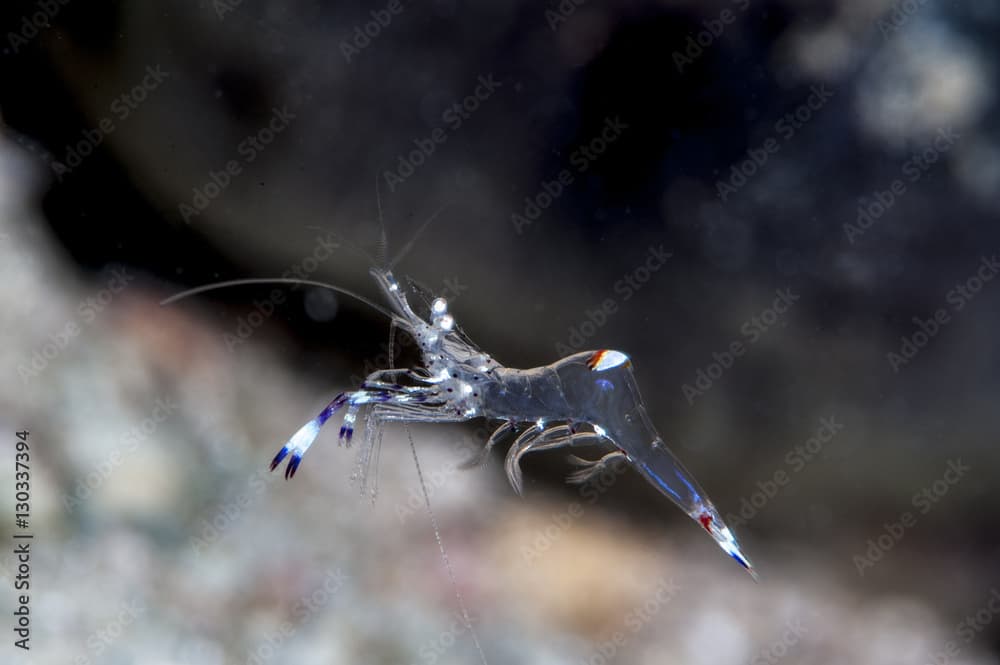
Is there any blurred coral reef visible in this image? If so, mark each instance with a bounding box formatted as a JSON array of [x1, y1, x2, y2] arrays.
[[1, 132, 996, 664], [2, 0, 1000, 662]]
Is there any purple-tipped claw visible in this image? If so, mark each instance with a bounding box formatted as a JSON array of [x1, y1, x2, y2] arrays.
[[270, 445, 290, 472], [271, 419, 321, 479], [285, 453, 302, 480]]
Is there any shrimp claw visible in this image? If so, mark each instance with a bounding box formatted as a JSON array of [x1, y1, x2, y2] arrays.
[[270, 392, 349, 479], [504, 425, 543, 496]]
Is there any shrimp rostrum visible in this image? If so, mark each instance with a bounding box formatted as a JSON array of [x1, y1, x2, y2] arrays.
[[271, 268, 757, 580]]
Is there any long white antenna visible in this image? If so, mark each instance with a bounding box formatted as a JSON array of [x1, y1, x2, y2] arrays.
[[387, 313, 489, 665], [404, 424, 489, 665], [160, 277, 393, 319], [389, 201, 452, 269], [375, 175, 389, 268]]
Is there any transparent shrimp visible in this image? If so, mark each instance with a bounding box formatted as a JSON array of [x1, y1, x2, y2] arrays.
[[269, 267, 758, 580]]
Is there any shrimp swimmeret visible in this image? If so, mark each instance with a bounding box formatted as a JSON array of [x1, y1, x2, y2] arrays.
[[270, 267, 758, 580]]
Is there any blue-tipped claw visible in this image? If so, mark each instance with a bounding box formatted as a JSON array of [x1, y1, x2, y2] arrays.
[[270, 418, 322, 479], [270, 445, 290, 472], [285, 453, 302, 479]]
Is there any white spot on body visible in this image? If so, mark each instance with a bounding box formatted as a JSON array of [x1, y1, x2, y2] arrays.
[[289, 419, 321, 453], [592, 350, 630, 371]]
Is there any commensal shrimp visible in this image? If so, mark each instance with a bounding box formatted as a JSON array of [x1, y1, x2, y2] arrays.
[[271, 267, 758, 580]]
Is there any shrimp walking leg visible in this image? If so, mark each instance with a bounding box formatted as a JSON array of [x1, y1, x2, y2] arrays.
[[566, 450, 628, 485], [361, 369, 438, 389], [504, 425, 605, 495], [354, 405, 386, 499], [347, 399, 474, 487], [503, 425, 545, 495], [351, 400, 476, 494], [459, 420, 515, 469], [340, 386, 443, 443]]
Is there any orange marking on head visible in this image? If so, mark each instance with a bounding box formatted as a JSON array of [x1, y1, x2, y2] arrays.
[[586, 350, 608, 371]]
